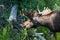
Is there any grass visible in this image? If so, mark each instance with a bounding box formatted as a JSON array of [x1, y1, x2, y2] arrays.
[[57, 33, 60, 40]]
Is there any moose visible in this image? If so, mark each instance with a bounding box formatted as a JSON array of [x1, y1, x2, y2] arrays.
[[21, 8, 60, 40]]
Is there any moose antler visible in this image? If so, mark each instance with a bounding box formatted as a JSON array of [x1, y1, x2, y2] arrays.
[[42, 7, 52, 15], [37, 5, 43, 15]]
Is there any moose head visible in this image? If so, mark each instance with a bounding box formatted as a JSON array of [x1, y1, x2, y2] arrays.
[[21, 7, 60, 40], [21, 7, 53, 29]]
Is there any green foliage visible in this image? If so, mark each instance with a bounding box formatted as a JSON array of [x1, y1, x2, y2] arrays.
[[20, 0, 46, 11]]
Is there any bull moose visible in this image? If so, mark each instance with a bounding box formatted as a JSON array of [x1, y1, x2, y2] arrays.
[[21, 8, 60, 40]]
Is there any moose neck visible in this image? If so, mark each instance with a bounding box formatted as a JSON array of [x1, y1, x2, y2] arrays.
[[32, 13, 57, 31]]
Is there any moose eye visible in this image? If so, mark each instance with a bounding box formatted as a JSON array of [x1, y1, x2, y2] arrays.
[[38, 14, 42, 16]]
